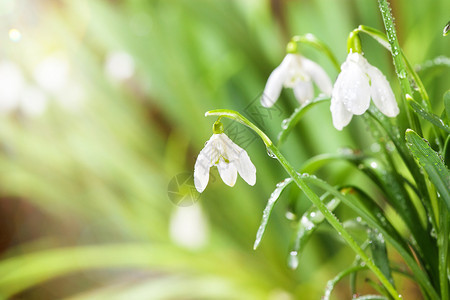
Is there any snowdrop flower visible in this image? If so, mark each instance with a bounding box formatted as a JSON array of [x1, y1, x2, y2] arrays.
[[331, 52, 399, 130], [262, 53, 332, 107], [194, 122, 256, 193]]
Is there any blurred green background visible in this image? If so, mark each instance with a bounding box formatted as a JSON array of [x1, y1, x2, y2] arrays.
[[0, 0, 448, 299]]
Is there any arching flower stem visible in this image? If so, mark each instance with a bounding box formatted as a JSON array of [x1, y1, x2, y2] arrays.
[[289, 34, 340, 71]]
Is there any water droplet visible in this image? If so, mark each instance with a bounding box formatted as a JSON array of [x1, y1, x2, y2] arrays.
[[266, 147, 276, 158], [287, 250, 299, 269], [281, 119, 289, 130], [370, 143, 381, 153], [430, 227, 437, 239], [285, 211, 297, 220], [300, 216, 314, 231]]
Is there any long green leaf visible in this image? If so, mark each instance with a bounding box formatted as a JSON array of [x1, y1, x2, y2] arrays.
[[253, 178, 293, 249], [358, 157, 437, 275], [408, 99, 450, 133], [300, 151, 362, 174], [323, 265, 367, 300], [405, 129, 450, 211], [368, 107, 436, 231], [445, 90, 450, 122], [369, 229, 394, 287], [438, 198, 449, 300]]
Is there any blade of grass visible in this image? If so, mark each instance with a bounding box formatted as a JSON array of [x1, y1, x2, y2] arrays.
[[369, 228, 394, 287], [254, 178, 293, 249], [408, 99, 450, 133], [323, 265, 367, 300], [438, 199, 449, 300], [405, 129, 450, 211]]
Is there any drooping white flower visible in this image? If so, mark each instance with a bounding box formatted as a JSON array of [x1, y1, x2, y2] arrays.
[[262, 53, 332, 107], [330, 52, 399, 130], [194, 132, 256, 193]]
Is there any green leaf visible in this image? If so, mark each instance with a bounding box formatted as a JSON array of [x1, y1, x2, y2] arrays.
[[288, 194, 340, 269], [405, 129, 450, 211], [438, 200, 449, 300], [302, 175, 439, 299], [300, 150, 362, 174], [276, 96, 329, 146], [408, 98, 450, 133], [323, 265, 367, 300], [358, 157, 438, 275], [369, 229, 394, 287], [253, 178, 293, 249], [416, 56, 450, 73], [445, 90, 450, 122], [444, 135, 450, 167], [368, 107, 436, 229]]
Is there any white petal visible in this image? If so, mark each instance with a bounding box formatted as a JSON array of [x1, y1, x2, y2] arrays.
[[217, 159, 238, 187], [194, 136, 218, 193], [261, 55, 292, 107], [330, 95, 354, 130], [216, 133, 241, 161], [301, 57, 333, 96], [293, 80, 314, 104], [334, 55, 371, 115], [366, 65, 399, 117], [236, 150, 256, 186]]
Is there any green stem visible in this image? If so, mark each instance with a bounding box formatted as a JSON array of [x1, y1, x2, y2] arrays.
[[206, 110, 272, 146], [347, 29, 363, 54], [205, 109, 402, 300], [290, 34, 340, 71], [377, 0, 422, 135]]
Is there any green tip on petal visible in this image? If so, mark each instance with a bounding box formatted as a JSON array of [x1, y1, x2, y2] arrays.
[[213, 120, 224, 134]]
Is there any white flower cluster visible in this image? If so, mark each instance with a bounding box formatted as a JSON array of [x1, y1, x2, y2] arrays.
[[262, 52, 399, 130], [194, 50, 399, 192]]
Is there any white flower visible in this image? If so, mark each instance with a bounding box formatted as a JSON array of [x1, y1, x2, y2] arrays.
[[262, 53, 332, 107], [194, 133, 256, 193], [331, 52, 399, 130]]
